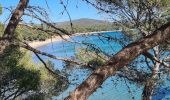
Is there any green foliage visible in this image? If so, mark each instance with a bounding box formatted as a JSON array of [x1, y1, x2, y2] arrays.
[[75, 48, 108, 69], [0, 46, 68, 99], [0, 23, 4, 37], [0, 4, 2, 15], [0, 46, 40, 99], [16, 25, 50, 41], [59, 24, 119, 33], [11, 65, 40, 91], [150, 0, 170, 6], [96, 0, 170, 34], [19, 51, 68, 96], [24, 93, 46, 100], [13, 23, 119, 42]]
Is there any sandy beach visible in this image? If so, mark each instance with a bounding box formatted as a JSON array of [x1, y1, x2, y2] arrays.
[[28, 31, 114, 48], [28, 35, 71, 48]]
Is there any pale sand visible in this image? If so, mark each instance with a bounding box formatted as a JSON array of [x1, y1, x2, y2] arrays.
[[28, 31, 114, 48], [28, 35, 70, 48]]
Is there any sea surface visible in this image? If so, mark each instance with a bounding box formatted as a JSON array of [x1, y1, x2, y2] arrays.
[[33, 32, 170, 100]]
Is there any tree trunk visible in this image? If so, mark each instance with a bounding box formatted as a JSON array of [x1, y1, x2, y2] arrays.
[[142, 78, 156, 100], [142, 79, 156, 100], [142, 46, 160, 100], [0, 0, 29, 54], [65, 22, 170, 100], [142, 62, 160, 100]]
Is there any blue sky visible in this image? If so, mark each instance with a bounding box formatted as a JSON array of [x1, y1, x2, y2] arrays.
[[0, 0, 107, 23]]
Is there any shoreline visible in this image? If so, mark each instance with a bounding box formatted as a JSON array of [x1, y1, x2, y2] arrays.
[[28, 35, 70, 48], [28, 31, 116, 48]]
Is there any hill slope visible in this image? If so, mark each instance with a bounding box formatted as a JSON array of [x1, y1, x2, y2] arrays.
[[55, 18, 111, 26]]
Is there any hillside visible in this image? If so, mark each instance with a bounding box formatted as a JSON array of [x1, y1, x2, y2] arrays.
[[0, 18, 118, 42], [54, 18, 118, 33], [55, 18, 111, 26]]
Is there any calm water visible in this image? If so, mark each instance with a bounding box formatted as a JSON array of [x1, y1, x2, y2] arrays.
[[33, 32, 170, 100]]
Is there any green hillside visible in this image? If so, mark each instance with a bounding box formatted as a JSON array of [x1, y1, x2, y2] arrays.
[[0, 19, 117, 41]]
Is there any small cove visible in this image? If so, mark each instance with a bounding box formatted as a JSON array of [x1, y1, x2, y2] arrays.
[[33, 32, 170, 100]]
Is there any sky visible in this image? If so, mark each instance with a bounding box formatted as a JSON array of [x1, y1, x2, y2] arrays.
[[0, 0, 107, 23]]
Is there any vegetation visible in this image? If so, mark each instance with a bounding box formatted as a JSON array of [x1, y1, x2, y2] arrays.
[[0, 46, 68, 99], [0, 43, 68, 99], [17, 25, 50, 41], [59, 24, 119, 33], [0, 4, 2, 15], [0, 8, 68, 99], [65, 0, 170, 100], [75, 48, 108, 68], [0, 0, 170, 100], [56, 18, 120, 33], [0, 23, 3, 37], [0, 19, 118, 42]]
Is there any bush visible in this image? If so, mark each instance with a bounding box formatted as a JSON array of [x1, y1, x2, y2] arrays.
[[0, 46, 68, 99], [73, 48, 108, 69]]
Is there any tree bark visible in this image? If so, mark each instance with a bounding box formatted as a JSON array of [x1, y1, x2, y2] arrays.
[[0, 0, 29, 54], [65, 22, 170, 100], [142, 78, 156, 100], [142, 46, 160, 100], [142, 62, 160, 100], [142, 75, 157, 100]]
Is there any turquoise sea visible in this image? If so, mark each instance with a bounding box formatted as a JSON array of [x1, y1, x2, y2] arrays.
[[33, 32, 170, 100]]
